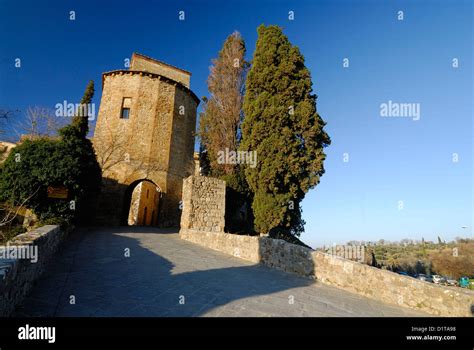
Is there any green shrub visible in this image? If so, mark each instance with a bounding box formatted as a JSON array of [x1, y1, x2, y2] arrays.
[[0, 225, 26, 244], [0, 81, 101, 225], [0, 138, 74, 221]]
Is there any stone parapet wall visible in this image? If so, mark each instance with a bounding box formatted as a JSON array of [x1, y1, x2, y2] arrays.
[[180, 229, 260, 262], [0, 225, 67, 317], [180, 229, 474, 317], [311, 251, 474, 317], [260, 237, 315, 277]]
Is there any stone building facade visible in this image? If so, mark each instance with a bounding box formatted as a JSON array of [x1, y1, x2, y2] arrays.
[[93, 53, 199, 227]]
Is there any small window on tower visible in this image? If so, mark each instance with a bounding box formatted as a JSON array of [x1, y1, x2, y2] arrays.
[[121, 108, 130, 119], [121, 97, 132, 119]]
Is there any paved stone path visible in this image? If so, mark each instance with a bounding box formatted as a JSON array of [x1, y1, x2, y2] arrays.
[[15, 227, 426, 317]]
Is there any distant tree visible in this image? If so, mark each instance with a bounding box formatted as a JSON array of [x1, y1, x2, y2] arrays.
[[14, 106, 66, 139], [198, 32, 252, 233], [400, 238, 411, 246], [198, 31, 247, 178], [0, 109, 19, 139], [241, 25, 330, 237], [371, 250, 378, 267], [430, 242, 474, 279]]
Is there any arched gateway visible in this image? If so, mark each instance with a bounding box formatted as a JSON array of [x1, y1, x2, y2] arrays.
[[123, 179, 161, 226], [92, 53, 199, 227]]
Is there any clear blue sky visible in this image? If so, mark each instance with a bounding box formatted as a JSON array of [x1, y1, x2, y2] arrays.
[[1, 0, 472, 247]]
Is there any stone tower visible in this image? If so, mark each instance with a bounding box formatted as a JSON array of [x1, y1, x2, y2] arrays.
[[93, 53, 199, 227]]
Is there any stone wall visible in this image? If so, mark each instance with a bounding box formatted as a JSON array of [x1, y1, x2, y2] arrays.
[[181, 229, 260, 261], [180, 229, 474, 317], [311, 251, 474, 317], [0, 225, 68, 317], [180, 176, 225, 233], [168, 86, 199, 178]]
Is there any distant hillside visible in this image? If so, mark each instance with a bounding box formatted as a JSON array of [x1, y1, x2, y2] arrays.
[[364, 239, 474, 279]]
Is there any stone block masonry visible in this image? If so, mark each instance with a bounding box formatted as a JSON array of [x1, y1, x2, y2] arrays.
[[0, 225, 68, 317], [311, 250, 474, 317], [180, 176, 225, 233]]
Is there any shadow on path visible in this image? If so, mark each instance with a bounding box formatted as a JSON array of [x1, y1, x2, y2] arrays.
[[14, 227, 315, 317], [13, 227, 425, 317]]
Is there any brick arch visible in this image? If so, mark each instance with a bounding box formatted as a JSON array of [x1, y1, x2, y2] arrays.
[[120, 179, 163, 226]]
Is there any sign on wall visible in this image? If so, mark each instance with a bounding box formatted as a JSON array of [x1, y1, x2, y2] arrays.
[[47, 186, 69, 199]]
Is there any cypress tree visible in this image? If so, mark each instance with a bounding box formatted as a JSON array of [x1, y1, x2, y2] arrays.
[[72, 80, 94, 137], [58, 80, 101, 224], [241, 25, 330, 237]]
